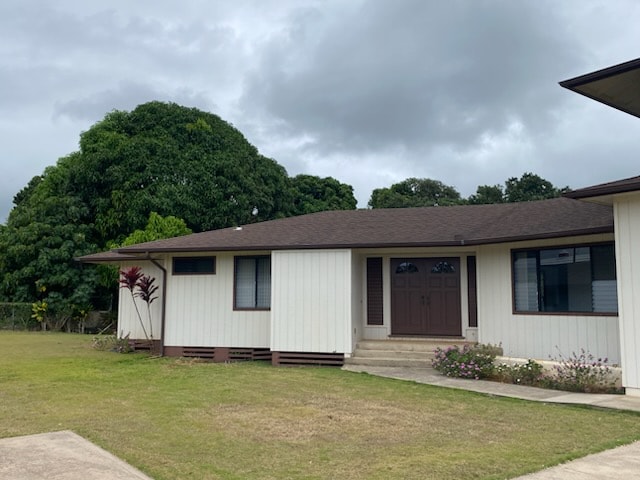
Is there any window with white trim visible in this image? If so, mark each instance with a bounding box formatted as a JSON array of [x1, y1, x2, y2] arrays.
[[512, 243, 617, 314], [234, 256, 271, 309]]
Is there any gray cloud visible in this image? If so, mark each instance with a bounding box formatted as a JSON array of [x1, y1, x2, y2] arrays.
[[1, 0, 640, 221], [53, 81, 216, 122], [241, 1, 582, 156]]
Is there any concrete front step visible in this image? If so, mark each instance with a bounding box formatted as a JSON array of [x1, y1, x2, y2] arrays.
[[353, 348, 435, 359], [343, 356, 434, 368], [346, 338, 476, 368], [356, 339, 474, 352]]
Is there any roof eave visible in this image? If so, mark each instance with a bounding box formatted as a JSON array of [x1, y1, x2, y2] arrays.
[[559, 57, 640, 119], [564, 185, 640, 200]]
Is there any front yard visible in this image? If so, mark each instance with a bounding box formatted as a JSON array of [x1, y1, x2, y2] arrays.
[[1, 332, 639, 479]]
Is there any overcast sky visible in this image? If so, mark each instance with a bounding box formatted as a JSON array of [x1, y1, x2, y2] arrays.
[[1, 0, 639, 222]]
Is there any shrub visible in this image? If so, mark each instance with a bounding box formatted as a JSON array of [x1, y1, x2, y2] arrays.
[[432, 344, 497, 379], [493, 360, 544, 386], [91, 334, 133, 353], [541, 349, 619, 393]]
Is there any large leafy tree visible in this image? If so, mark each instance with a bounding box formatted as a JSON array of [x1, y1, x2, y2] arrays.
[[65, 102, 294, 243], [0, 160, 98, 309], [368, 178, 462, 208], [289, 174, 357, 215], [468, 172, 569, 204], [0, 101, 355, 312]]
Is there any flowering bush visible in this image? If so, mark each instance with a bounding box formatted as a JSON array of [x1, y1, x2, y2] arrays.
[[431, 344, 497, 379], [493, 360, 544, 386], [541, 349, 619, 393]]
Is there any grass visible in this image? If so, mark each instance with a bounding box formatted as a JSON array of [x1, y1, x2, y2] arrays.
[[1, 332, 640, 479]]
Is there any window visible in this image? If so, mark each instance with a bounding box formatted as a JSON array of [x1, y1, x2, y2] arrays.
[[234, 256, 271, 309], [512, 243, 617, 314], [173, 257, 216, 275], [395, 261, 419, 274]]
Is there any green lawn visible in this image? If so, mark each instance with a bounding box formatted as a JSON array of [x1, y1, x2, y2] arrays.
[[1, 332, 639, 479]]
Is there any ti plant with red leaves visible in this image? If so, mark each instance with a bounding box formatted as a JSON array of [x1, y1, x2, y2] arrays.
[[119, 266, 159, 341], [135, 274, 159, 340]]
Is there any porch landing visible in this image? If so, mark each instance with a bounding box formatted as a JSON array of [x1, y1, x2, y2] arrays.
[[345, 338, 475, 368]]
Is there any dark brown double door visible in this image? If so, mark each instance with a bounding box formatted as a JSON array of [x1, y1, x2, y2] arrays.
[[391, 258, 461, 336]]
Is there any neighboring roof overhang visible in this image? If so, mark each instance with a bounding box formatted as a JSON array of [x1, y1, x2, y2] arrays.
[[564, 175, 640, 200], [559, 57, 640, 118]]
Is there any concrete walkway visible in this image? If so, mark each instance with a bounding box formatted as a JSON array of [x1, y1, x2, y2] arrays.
[[343, 365, 640, 479], [342, 364, 640, 412], [0, 430, 153, 480]]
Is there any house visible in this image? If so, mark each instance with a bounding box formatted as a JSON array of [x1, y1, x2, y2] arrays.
[[80, 58, 640, 396]]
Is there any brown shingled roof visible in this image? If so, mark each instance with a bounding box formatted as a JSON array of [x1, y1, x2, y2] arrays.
[[564, 175, 640, 199], [76, 198, 612, 261]]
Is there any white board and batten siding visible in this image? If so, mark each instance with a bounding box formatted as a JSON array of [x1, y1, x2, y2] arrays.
[[271, 249, 353, 354], [118, 261, 164, 341], [350, 253, 365, 355], [476, 235, 620, 365], [614, 193, 640, 394], [164, 253, 270, 348]]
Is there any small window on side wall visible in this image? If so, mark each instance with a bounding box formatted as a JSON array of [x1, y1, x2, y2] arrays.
[[173, 257, 216, 275], [234, 256, 271, 310]]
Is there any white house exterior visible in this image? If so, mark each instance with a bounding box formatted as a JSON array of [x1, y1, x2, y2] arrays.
[[80, 58, 640, 395], [81, 193, 633, 386]]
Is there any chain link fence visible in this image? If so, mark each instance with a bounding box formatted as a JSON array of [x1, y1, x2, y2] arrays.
[[0, 303, 36, 330]]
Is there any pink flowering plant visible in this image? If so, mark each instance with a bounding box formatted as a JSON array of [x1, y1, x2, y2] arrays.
[[540, 348, 618, 393], [431, 344, 498, 379]]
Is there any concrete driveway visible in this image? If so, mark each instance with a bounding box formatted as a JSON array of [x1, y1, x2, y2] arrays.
[[0, 431, 153, 480]]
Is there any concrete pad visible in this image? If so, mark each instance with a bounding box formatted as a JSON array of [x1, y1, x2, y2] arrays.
[[0, 431, 153, 480], [512, 441, 640, 479]]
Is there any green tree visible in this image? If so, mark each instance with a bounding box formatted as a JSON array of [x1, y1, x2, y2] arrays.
[[0, 184, 98, 320], [368, 178, 462, 208], [467, 185, 505, 205], [120, 212, 192, 247], [64, 101, 293, 244], [467, 173, 569, 204], [289, 175, 357, 215], [503, 172, 569, 203]]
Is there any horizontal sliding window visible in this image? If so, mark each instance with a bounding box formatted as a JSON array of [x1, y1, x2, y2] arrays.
[[173, 257, 216, 275], [513, 243, 617, 314], [234, 256, 271, 310]]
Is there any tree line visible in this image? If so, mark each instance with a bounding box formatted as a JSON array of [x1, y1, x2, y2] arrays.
[[368, 174, 569, 208], [0, 101, 569, 328]]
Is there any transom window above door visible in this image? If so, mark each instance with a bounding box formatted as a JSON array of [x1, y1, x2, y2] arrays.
[[395, 262, 419, 274], [431, 261, 455, 273]]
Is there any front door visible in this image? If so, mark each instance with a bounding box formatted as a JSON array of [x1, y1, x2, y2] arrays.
[[391, 257, 461, 336]]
